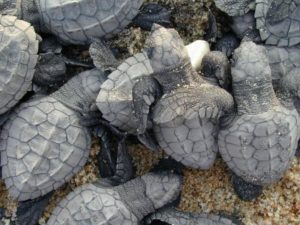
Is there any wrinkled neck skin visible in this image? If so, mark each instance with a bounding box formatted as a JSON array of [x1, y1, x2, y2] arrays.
[[50, 70, 103, 115], [152, 62, 205, 93], [0, 0, 18, 15], [233, 78, 278, 115], [113, 177, 156, 221]]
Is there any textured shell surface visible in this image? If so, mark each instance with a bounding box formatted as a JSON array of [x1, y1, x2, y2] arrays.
[[0, 15, 38, 115], [97, 52, 153, 133], [0, 96, 91, 201], [266, 44, 300, 84], [36, 0, 144, 44], [47, 183, 138, 225], [152, 85, 230, 169], [214, 0, 254, 16], [218, 106, 300, 185], [255, 0, 300, 46]]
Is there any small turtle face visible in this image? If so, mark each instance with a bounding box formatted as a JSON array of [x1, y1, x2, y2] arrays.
[[231, 41, 271, 84], [144, 24, 188, 72], [219, 106, 300, 185]]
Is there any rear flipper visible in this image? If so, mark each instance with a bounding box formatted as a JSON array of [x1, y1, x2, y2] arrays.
[[133, 76, 162, 151], [95, 127, 133, 187], [231, 173, 263, 201], [143, 207, 244, 225], [16, 191, 53, 225], [132, 3, 172, 31]]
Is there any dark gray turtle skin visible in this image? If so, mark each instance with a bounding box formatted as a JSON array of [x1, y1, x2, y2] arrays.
[[145, 26, 233, 169], [0, 15, 39, 115], [214, 0, 255, 16], [144, 207, 243, 225], [255, 0, 300, 46], [0, 69, 106, 201], [46, 172, 181, 225], [218, 41, 300, 185]]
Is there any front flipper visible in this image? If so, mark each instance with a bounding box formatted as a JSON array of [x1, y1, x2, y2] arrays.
[[138, 131, 160, 152], [231, 173, 263, 201], [96, 127, 133, 187], [132, 76, 162, 134], [89, 38, 119, 72], [132, 3, 172, 31], [143, 207, 244, 225], [16, 192, 53, 225], [33, 53, 66, 87]]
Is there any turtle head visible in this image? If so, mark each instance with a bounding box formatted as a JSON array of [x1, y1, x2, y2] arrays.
[[144, 24, 189, 72], [232, 41, 271, 85], [0, 0, 18, 15], [231, 41, 277, 114], [201, 51, 231, 89], [141, 171, 182, 209]]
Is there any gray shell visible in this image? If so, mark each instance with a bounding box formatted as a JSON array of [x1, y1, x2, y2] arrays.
[[36, 0, 143, 45], [218, 106, 300, 185], [96, 52, 153, 134], [214, 0, 255, 16], [0, 96, 91, 201], [47, 183, 138, 225], [153, 85, 233, 169], [255, 0, 300, 46], [0, 15, 38, 115], [265, 45, 300, 87]]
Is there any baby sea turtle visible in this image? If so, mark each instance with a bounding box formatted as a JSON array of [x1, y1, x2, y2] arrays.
[[96, 26, 210, 150], [218, 41, 300, 188], [0, 15, 39, 116], [214, 0, 300, 47], [144, 207, 243, 225], [46, 172, 181, 225], [0, 0, 171, 45], [0, 68, 107, 201], [130, 25, 233, 169]]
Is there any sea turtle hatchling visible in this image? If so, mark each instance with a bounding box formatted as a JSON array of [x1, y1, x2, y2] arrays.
[[46, 172, 181, 225], [214, 0, 300, 47], [144, 207, 243, 225], [0, 15, 39, 116], [0, 68, 107, 201], [0, 0, 171, 45], [218, 41, 300, 187], [130, 25, 234, 169], [96, 27, 210, 150]]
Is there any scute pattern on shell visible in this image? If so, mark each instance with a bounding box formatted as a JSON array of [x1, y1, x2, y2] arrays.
[[255, 0, 300, 46], [219, 106, 300, 185], [36, 0, 143, 44], [97, 52, 154, 133], [0, 96, 91, 201], [153, 87, 222, 169], [214, 0, 254, 16], [47, 183, 138, 225], [0, 15, 38, 114]]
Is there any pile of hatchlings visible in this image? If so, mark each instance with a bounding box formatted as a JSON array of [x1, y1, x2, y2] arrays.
[[0, 0, 299, 224]]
